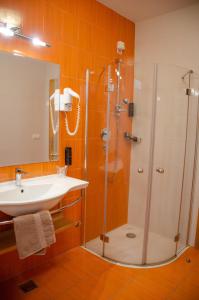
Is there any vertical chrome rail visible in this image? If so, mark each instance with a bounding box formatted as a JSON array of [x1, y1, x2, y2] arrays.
[[114, 60, 121, 176], [141, 64, 158, 265], [102, 65, 112, 257], [82, 69, 92, 246], [116, 60, 121, 106]]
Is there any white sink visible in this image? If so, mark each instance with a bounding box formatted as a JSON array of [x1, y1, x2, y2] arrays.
[[0, 174, 88, 216]]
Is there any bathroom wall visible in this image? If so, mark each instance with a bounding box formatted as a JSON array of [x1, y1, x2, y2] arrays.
[[133, 3, 199, 245], [135, 3, 199, 71], [0, 0, 134, 280]]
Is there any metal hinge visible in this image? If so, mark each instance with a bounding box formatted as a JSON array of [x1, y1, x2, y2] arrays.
[[174, 233, 180, 242], [186, 88, 192, 96], [100, 234, 109, 243]]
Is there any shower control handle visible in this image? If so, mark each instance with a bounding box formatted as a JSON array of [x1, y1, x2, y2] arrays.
[[124, 132, 142, 143], [156, 168, 164, 174], [101, 128, 110, 142]]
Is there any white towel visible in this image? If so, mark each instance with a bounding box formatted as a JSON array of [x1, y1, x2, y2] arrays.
[[13, 210, 56, 259]]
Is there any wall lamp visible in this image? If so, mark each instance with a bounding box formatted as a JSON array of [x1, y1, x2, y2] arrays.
[[0, 22, 51, 47]]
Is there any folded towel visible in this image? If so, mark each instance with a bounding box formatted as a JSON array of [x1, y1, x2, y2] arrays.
[[13, 210, 56, 259]]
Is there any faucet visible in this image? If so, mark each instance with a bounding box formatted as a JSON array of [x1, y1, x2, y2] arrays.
[[15, 168, 27, 187]]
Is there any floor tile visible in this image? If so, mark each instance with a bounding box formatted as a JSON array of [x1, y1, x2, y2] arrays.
[[1, 247, 199, 300]]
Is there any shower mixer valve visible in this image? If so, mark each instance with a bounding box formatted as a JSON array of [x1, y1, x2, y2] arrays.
[[115, 104, 127, 113], [115, 98, 129, 113]]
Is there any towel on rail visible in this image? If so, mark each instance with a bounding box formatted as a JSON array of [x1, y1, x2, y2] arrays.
[[13, 210, 56, 259]]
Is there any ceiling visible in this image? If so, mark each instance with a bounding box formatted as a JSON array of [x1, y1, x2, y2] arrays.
[[97, 0, 199, 22]]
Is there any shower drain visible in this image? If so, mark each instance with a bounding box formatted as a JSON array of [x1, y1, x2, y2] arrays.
[[126, 233, 136, 239]]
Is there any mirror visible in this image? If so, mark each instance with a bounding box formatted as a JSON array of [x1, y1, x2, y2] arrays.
[[0, 51, 60, 167]]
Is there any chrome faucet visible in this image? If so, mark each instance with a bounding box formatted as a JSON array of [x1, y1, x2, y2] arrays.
[[15, 168, 27, 187]]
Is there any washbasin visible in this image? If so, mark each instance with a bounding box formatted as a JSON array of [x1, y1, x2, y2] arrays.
[[0, 174, 88, 217]]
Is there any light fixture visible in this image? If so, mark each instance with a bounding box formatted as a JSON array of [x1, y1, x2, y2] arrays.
[[0, 22, 51, 47], [0, 25, 14, 37], [32, 37, 48, 47]]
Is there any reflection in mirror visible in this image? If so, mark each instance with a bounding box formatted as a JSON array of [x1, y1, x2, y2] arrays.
[[0, 51, 60, 166], [49, 79, 59, 161]]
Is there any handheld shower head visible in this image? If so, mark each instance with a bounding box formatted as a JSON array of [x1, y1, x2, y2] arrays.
[[123, 98, 129, 105]]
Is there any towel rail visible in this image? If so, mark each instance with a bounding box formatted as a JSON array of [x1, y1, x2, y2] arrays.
[[0, 197, 81, 226]]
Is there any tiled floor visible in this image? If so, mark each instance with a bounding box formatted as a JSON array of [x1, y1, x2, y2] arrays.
[[0, 247, 199, 300], [86, 223, 175, 264]]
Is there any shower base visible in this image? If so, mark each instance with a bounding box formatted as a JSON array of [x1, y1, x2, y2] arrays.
[[85, 223, 184, 266]]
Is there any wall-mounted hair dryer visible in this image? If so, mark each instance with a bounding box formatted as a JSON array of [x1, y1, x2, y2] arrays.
[[50, 88, 80, 136]]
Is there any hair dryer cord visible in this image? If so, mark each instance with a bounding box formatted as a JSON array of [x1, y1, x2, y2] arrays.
[[65, 99, 80, 136]]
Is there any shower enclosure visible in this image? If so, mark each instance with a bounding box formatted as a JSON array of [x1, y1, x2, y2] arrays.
[[83, 61, 199, 266]]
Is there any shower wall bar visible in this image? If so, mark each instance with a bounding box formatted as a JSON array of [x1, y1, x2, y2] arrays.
[[0, 197, 82, 226], [102, 65, 112, 256]]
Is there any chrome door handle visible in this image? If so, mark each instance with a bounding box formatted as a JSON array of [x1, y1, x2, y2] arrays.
[[156, 168, 164, 174]]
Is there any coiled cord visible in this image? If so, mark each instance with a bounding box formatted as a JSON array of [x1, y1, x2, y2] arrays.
[[65, 99, 80, 136]]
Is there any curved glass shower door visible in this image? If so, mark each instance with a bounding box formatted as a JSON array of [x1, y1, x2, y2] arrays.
[[84, 62, 196, 266], [103, 63, 191, 265], [177, 72, 199, 254], [146, 65, 190, 264], [103, 62, 155, 264]]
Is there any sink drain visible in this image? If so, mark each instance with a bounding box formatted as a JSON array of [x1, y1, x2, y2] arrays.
[[126, 233, 136, 239]]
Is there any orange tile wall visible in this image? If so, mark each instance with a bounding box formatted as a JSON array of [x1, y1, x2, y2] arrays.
[[0, 0, 134, 281]]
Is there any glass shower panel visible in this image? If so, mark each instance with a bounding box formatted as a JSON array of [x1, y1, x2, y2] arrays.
[[146, 65, 189, 264], [103, 62, 133, 263], [103, 63, 155, 264], [177, 72, 199, 253], [84, 68, 107, 256]]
